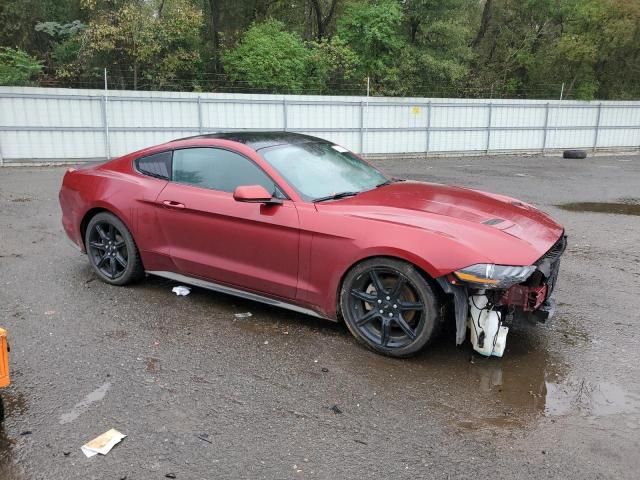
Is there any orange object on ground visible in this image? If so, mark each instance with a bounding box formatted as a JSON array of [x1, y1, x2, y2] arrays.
[[0, 328, 9, 388]]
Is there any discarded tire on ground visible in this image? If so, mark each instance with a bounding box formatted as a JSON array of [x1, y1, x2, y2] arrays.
[[563, 149, 587, 159]]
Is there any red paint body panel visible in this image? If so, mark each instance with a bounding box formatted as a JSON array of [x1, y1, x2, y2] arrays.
[[155, 182, 299, 299], [59, 135, 565, 320]]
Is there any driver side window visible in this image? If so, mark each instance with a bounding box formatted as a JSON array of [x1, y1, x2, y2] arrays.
[[172, 147, 283, 197]]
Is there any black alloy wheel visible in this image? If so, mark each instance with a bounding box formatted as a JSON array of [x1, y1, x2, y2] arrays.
[[85, 212, 144, 285], [88, 222, 128, 279], [340, 258, 439, 357]]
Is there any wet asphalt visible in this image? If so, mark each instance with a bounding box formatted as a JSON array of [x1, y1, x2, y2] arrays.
[[0, 153, 639, 479]]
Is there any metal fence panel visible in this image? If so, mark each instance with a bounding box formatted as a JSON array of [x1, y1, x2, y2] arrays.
[[0, 86, 639, 163]]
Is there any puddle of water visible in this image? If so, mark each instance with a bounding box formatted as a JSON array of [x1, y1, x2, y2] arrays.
[[186, 294, 637, 431], [0, 390, 28, 479], [0, 391, 27, 419], [342, 326, 559, 429], [545, 380, 639, 417], [557, 201, 640, 216], [339, 320, 636, 430], [59, 382, 111, 425]]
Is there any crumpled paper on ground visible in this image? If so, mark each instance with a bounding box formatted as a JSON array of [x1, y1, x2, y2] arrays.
[[81, 429, 126, 458], [172, 286, 191, 296]]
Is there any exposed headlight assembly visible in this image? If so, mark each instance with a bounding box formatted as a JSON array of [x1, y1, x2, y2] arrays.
[[454, 264, 536, 289]]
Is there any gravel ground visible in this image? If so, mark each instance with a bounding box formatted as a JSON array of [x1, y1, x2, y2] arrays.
[[0, 153, 639, 479]]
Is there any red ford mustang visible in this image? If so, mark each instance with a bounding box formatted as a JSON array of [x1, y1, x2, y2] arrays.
[[59, 132, 565, 358]]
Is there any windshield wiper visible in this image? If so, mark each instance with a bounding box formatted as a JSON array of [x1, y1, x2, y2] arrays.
[[313, 191, 361, 203], [375, 178, 403, 188]]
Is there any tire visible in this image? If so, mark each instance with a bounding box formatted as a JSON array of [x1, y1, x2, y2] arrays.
[[85, 212, 144, 286], [339, 258, 439, 358], [563, 149, 587, 159]]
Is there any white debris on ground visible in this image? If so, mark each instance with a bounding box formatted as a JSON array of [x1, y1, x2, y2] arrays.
[[81, 429, 126, 458], [234, 312, 252, 318], [171, 286, 191, 296]]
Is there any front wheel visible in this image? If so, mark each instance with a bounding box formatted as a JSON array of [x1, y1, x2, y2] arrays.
[[340, 258, 439, 358], [85, 212, 144, 286]]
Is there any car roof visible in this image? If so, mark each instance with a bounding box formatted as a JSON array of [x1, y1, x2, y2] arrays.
[[171, 131, 324, 151]]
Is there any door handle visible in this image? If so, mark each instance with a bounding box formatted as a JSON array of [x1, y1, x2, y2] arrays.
[[162, 200, 185, 209]]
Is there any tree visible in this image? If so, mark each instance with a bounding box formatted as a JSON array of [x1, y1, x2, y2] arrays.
[[0, 47, 43, 86], [539, 0, 640, 100], [0, 0, 82, 54], [0, 0, 639, 99], [306, 36, 359, 93], [223, 20, 311, 92], [469, 0, 580, 98], [336, 0, 405, 90], [399, 0, 475, 96], [309, 0, 340, 40], [71, 0, 203, 90]]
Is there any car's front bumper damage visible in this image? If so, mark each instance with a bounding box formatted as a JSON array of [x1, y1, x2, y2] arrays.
[[438, 234, 567, 357]]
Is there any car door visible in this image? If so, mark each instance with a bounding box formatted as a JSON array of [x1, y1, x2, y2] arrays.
[[155, 147, 299, 299]]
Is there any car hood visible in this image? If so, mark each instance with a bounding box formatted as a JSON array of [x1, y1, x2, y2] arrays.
[[317, 181, 564, 265]]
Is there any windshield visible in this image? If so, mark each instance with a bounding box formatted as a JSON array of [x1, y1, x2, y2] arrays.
[[259, 142, 388, 201]]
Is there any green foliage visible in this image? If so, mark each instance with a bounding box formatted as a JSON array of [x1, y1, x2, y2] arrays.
[[67, 0, 204, 89], [35, 20, 85, 37], [336, 0, 405, 77], [0, 47, 43, 86], [0, 0, 82, 53], [400, 16, 473, 95], [223, 19, 360, 94], [223, 20, 311, 93], [306, 37, 360, 93], [0, 0, 638, 99]]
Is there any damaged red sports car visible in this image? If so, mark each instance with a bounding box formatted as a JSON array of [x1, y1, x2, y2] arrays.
[[59, 132, 566, 358]]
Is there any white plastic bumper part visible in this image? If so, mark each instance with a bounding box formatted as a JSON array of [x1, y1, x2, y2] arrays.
[[468, 293, 508, 357]]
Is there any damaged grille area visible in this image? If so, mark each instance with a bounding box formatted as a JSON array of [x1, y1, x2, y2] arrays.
[[534, 233, 567, 296], [498, 233, 566, 312], [538, 234, 567, 265]]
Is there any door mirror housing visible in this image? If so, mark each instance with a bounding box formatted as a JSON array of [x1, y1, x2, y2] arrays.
[[233, 185, 282, 205]]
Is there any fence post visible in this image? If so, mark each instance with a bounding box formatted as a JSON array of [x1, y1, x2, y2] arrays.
[[282, 97, 288, 131], [485, 102, 492, 154], [593, 102, 603, 153], [360, 100, 365, 154], [101, 95, 111, 160], [102, 68, 111, 160], [425, 101, 431, 156], [197, 96, 204, 134], [542, 102, 550, 154]]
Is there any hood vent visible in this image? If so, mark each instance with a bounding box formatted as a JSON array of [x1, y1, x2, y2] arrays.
[[482, 218, 505, 226]]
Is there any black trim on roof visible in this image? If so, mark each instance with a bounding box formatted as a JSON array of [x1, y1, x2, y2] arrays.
[[170, 131, 324, 151]]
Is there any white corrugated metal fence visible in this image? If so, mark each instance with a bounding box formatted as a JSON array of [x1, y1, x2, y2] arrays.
[[0, 86, 639, 163]]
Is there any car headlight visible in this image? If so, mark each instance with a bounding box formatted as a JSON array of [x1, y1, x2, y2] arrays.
[[454, 264, 536, 289]]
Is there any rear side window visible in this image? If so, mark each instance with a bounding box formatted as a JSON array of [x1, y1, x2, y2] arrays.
[[172, 147, 279, 195], [136, 151, 172, 180]]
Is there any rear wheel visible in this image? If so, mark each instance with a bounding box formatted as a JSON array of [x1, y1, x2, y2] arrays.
[[339, 258, 439, 357], [85, 212, 144, 286]]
